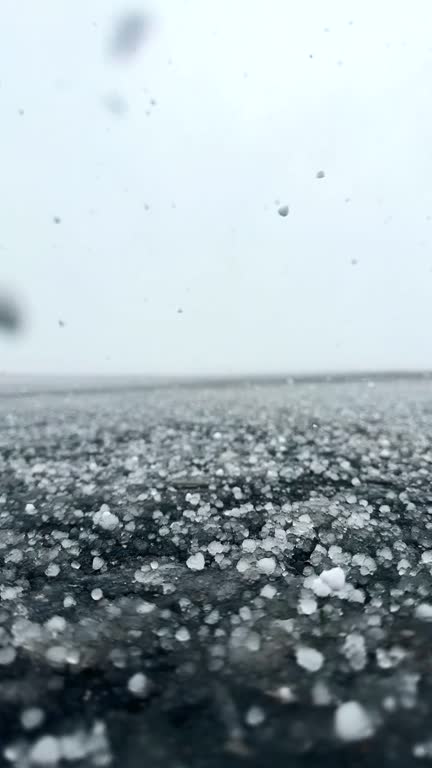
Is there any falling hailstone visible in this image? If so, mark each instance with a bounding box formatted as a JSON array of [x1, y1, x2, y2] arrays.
[[277, 204, 289, 217], [110, 12, 151, 58], [0, 293, 22, 333], [316, 170, 325, 179]]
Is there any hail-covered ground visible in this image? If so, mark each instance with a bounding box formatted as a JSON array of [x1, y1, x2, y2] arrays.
[[1, 378, 432, 766]]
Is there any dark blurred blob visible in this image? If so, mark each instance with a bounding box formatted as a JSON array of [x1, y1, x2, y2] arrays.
[[316, 170, 325, 179], [104, 92, 128, 116], [277, 204, 289, 217], [110, 11, 151, 58], [53, 216, 61, 224], [58, 319, 65, 328], [0, 294, 22, 334]]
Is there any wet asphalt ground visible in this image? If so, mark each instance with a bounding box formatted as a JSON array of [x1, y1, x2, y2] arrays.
[[1, 378, 432, 766]]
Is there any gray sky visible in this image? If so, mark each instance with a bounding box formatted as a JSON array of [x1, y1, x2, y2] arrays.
[[1, 0, 432, 376]]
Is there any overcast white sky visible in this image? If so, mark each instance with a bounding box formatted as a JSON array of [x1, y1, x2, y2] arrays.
[[1, 0, 432, 376]]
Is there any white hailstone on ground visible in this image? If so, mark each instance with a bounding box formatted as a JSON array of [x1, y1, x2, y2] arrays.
[[242, 539, 257, 552], [175, 627, 191, 642], [295, 646, 324, 672], [45, 646, 68, 665], [91, 588, 103, 601], [0, 647, 16, 665], [93, 505, 119, 531], [207, 541, 224, 555], [92, 556, 104, 570], [334, 701, 374, 742], [257, 557, 276, 575], [25, 503, 37, 515], [136, 600, 155, 614], [45, 616, 67, 633], [236, 558, 250, 573], [205, 609, 220, 624], [310, 576, 332, 597], [245, 705, 266, 726], [298, 595, 318, 615], [186, 552, 205, 571], [63, 595, 76, 608], [415, 603, 432, 620], [320, 567, 345, 591], [29, 735, 61, 765], [312, 680, 332, 706], [413, 741, 432, 759], [134, 569, 147, 584], [272, 686, 296, 703], [45, 564, 60, 578], [21, 707, 45, 731], [260, 584, 277, 599], [342, 633, 367, 671], [127, 672, 149, 697], [421, 551, 432, 564], [352, 553, 377, 575], [245, 631, 261, 652]]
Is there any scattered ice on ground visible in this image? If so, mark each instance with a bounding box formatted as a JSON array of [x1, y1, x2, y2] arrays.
[[175, 627, 191, 642]]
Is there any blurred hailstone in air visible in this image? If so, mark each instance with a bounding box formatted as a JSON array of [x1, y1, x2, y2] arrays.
[[110, 11, 151, 58], [277, 204, 289, 217], [0, 293, 22, 334], [316, 170, 325, 179]]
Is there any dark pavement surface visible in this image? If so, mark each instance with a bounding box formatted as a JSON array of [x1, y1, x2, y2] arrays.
[[1, 379, 432, 766]]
